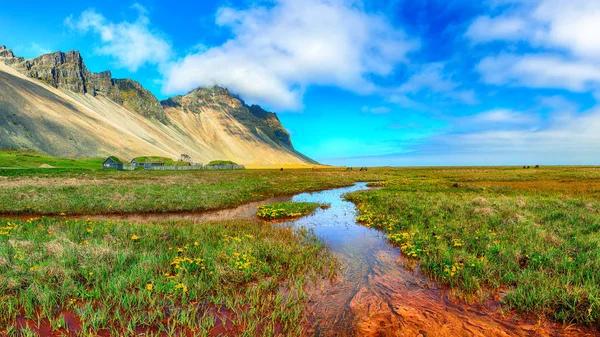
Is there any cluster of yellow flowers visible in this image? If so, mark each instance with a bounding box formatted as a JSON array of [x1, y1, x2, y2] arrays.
[[355, 205, 375, 227], [232, 252, 253, 270], [452, 239, 463, 247], [13, 248, 28, 261], [224, 235, 243, 243], [388, 232, 422, 258], [444, 262, 463, 277], [0, 222, 19, 236], [257, 205, 302, 219], [174, 283, 188, 293], [170, 256, 206, 271], [355, 206, 400, 231], [223, 234, 254, 243]]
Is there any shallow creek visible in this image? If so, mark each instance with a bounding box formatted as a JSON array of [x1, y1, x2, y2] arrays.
[[273, 183, 594, 337], [12, 183, 597, 336]]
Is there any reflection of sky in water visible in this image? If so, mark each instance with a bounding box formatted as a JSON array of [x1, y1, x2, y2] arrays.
[[287, 183, 394, 257]]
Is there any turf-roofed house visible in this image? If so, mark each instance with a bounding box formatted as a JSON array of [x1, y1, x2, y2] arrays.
[[102, 156, 124, 170]]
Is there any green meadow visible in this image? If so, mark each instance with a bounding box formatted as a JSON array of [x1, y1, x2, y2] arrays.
[[1, 152, 600, 332]]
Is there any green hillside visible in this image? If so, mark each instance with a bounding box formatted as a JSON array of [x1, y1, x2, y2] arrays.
[[0, 150, 103, 169]]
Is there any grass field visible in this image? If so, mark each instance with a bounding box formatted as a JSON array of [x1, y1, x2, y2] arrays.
[[0, 151, 372, 215], [1, 153, 600, 330], [0, 169, 368, 215], [0, 217, 336, 336]]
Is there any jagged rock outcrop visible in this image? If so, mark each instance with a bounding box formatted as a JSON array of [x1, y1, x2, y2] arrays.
[[0, 46, 25, 66], [0, 46, 15, 58], [247, 104, 294, 149], [106, 79, 166, 122], [9, 50, 91, 94], [0, 47, 165, 122], [161, 87, 297, 151]]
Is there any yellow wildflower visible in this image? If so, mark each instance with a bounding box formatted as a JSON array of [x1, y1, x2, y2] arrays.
[[175, 283, 188, 293]]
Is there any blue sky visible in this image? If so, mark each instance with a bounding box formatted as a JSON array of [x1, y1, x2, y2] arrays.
[[3, 0, 600, 166]]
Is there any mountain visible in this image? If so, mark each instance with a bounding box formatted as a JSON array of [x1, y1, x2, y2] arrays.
[[0, 45, 316, 166]]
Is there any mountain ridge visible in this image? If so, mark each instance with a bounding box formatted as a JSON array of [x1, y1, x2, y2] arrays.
[[0, 45, 315, 165]]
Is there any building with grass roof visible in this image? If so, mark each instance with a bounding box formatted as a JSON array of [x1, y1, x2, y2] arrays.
[[102, 156, 124, 169]]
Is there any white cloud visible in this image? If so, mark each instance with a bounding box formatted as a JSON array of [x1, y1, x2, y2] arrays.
[[393, 63, 478, 107], [467, 0, 600, 97], [478, 53, 600, 92], [399, 63, 459, 94], [163, 0, 418, 110], [468, 109, 536, 127], [537, 95, 579, 113], [441, 109, 600, 161], [532, 1, 600, 62], [363, 107, 600, 166], [467, 0, 600, 61], [65, 4, 171, 72], [465, 15, 528, 42]]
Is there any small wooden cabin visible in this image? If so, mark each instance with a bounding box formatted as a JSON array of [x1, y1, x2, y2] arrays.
[[102, 156, 123, 170]]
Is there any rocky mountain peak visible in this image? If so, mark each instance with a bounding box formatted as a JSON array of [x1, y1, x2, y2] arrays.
[[188, 86, 230, 98], [160, 85, 295, 150], [1, 45, 166, 123], [0, 45, 16, 59]]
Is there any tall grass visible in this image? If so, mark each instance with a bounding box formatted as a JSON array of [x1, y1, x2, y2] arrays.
[[0, 218, 337, 336]]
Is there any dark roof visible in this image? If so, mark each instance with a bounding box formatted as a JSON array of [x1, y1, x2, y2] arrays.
[[104, 156, 123, 164]]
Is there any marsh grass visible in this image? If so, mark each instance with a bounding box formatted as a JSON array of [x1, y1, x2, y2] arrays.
[[0, 217, 337, 336], [0, 169, 369, 215], [346, 170, 600, 327], [257, 202, 329, 220]]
